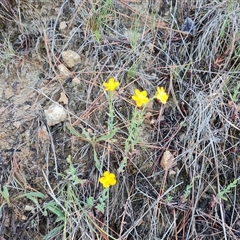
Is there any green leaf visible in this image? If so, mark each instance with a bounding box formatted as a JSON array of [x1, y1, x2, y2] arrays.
[[101, 188, 109, 201], [118, 157, 127, 173], [86, 196, 94, 208], [67, 125, 92, 142], [93, 147, 101, 171], [66, 155, 88, 185], [67, 125, 83, 138], [66, 155, 76, 175], [96, 128, 118, 142], [96, 188, 109, 213], [43, 225, 64, 240], [217, 192, 227, 201], [184, 184, 192, 199], [66, 154, 72, 164], [0, 186, 10, 203], [44, 202, 64, 222], [15, 192, 46, 214], [27, 196, 41, 211], [96, 202, 105, 213], [217, 178, 240, 201], [127, 61, 140, 79], [16, 191, 46, 200]]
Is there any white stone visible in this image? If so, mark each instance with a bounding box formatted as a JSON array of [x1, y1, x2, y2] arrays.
[[44, 104, 67, 126], [13, 121, 22, 129], [24, 205, 35, 212], [62, 50, 81, 68], [59, 21, 67, 31], [72, 77, 81, 86]]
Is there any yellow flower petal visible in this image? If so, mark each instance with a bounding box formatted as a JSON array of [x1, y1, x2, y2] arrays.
[[99, 171, 117, 188], [103, 78, 120, 91], [132, 89, 149, 107], [154, 87, 168, 104]]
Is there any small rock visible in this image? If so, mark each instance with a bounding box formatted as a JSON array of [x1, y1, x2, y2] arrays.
[[13, 121, 22, 129], [181, 17, 196, 35], [24, 205, 35, 212], [22, 215, 28, 221], [58, 64, 72, 77], [59, 21, 67, 32], [169, 169, 177, 176], [160, 150, 174, 170], [44, 104, 67, 126], [72, 77, 81, 86], [58, 92, 68, 105], [62, 50, 81, 68]]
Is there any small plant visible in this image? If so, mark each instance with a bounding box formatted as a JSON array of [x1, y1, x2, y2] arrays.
[[118, 106, 146, 173], [182, 183, 193, 201], [217, 178, 240, 201], [96, 188, 109, 213], [66, 155, 88, 185], [0, 186, 10, 204], [229, 80, 240, 103], [42, 155, 92, 239], [0, 186, 10, 213], [0, 34, 15, 75], [127, 60, 140, 79], [16, 191, 46, 214], [130, 16, 140, 52], [97, 171, 117, 213], [118, 88, 150, 172], [180, 175, 200, 203], [118, 86, 168, 172], [66, 77, 169, 238], [90, 0, 113, 42], [66, 78, 120, 217]]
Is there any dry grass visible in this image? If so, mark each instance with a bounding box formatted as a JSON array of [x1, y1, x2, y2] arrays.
[[0, 0, 240, 240]]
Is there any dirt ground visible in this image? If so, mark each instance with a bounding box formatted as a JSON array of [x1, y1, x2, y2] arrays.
[[0, 0, 240, 240]]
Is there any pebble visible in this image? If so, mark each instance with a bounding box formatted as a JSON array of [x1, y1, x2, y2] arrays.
[[44, 104, 67, 126], [62, 50, 81, 68]]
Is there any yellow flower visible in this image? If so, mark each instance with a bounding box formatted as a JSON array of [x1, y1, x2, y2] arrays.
[[154, 87, 168, 104], [132, 89, 149, 107], [103, 78, 120, 91], [99, 171, 117, 188]]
